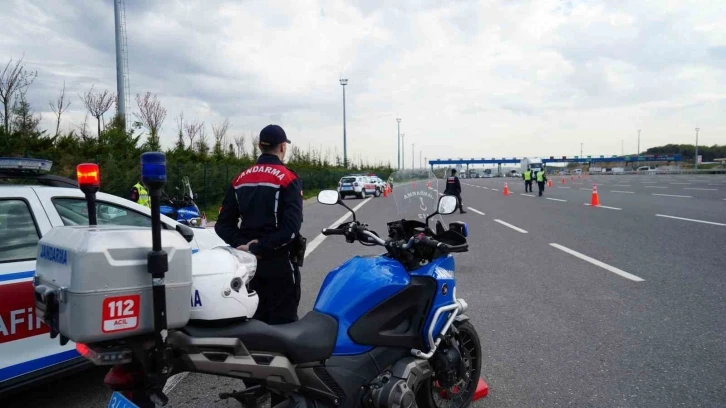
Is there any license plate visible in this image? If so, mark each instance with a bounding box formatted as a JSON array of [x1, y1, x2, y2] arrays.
[[341, 187, 352, 191], [108, 392, 139, 408]]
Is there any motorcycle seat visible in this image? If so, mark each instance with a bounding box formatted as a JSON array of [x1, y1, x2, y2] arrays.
[[182, 311, 338, 364]]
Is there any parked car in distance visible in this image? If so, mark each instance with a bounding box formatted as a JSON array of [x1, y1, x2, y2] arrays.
[[337, 175, 379, 199]]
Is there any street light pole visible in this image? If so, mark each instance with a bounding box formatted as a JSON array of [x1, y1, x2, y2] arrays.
[[401, 134, 405, 169], [340, 78, 348, 168], [412, 143, 415, 170], [420, 151, 423, 170], [580, 142, 583, 158], [396, 118, 401, 170], [695, 127, 700, 169], [637, 129, 641, 155], [621, 139, 624, 156]]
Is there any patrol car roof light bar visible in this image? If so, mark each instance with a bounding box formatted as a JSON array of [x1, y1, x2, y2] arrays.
[[76, 163, 100, 225], [140, 152, 173, 385]]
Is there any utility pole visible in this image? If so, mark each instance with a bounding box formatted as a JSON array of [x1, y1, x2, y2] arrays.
[[621, 139, 624, 156], [114, 0, 126, 128], [420, 151, 423, 170], [396, 118, 401, 170], [401, 134, 405, 169], [695, 127, 700, 169], [580, 142, 583, 158]]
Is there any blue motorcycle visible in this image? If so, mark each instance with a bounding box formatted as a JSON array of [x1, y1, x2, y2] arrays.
[[160, 176, 201, 226], [56, 168, 486, 408]]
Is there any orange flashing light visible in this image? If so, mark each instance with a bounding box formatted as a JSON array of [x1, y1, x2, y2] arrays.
[[76, 163, 100, 188]]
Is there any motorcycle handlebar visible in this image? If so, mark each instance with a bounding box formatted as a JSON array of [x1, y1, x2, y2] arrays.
[[321, 228, 346, 236]]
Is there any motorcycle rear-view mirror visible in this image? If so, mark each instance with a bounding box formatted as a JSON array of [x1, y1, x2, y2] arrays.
[[438, 195, 458, 215], [317, 190, 339, 205], [318, 189, 357, 222], [176, 223, 194, 242]]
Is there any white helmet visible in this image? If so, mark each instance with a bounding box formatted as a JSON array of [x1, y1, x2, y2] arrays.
[[189, 246, 259, 320]]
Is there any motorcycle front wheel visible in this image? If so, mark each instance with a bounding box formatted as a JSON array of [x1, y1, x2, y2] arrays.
[[416, 321, 482, 408]]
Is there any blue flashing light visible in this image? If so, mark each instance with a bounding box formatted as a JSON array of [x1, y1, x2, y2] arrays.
[[140, 152, 166, 184], [0, 157, 53, 172], [462, 222, 469, 238]]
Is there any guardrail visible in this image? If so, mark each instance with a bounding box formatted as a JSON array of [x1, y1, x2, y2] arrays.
[[586, 169, 726, 176]]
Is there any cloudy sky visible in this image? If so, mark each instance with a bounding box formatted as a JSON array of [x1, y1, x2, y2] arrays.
[[2, 0, 725, 166]]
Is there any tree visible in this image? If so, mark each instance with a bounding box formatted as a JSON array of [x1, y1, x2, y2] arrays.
[[0, 56, 38, 133], [134, 92, 167, 151], [49, 81, 71, 137], [251, 132, 260, 158], [183, 119, 204, 149], [80, 85, 116, 138], [212, 118, 230, 158], [233, 134, 247, 159], [195, 125, 210, 156], [11, 93, 42, 137]]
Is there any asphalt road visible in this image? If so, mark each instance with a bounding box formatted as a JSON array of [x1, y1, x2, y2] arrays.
[[3, 173, 725, 407]]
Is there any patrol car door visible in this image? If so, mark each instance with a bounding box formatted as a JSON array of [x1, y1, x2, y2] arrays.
[[0, 188, 78, 388]]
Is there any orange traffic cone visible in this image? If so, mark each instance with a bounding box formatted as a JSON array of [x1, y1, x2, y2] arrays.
[[413, 181, 416, 188], [561, 177, 566, 184], [503, 182, 510, 196], [383, 187, 389, 197], [570, 175, 574, 181], [427, 180, 431, 188], [578, 174, 581, 180], [548, 179, 553, 188], [590, 185, 600, 206], [201, 211, 208, 227]]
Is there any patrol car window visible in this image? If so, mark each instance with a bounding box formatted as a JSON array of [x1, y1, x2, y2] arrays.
[[341, 177, 356, 183], [52, 198, 152, 228], [0, 199, 40, 263]]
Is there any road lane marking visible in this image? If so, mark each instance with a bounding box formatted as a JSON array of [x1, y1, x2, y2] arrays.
[[549, 243, 644, 282], [652, 194, 692, 198], [613, 185, 631, 187], [611, 190, 635, 194], [645, 186, 667, 189], [641, 181, 657, 184], [546, 198, 567, 202], [483, 186, 489, 189], [684, 187, 717, 191], [579, 188, 592, 191], [305, 198, 373, 257], [558, 186, 571, 189], [493, 219, 528, 233], [491, 188, 499, 191], [584, 204, 622, 210], [467, 207, 485, 215], [655, 214, 726, 226], [669, 182, 692, 185], [521, 194, 535, 197]]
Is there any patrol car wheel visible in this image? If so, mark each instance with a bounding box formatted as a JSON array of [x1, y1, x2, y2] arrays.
[[374, 188, 381, 197], [358, 190, 366, 199]]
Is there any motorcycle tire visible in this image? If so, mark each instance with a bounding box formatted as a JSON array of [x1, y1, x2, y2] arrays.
[[415, 321, 482, 408]]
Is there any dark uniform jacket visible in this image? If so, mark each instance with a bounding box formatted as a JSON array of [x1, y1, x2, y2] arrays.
[[444, 175, 461, 195], [215, 154, 303, 259]]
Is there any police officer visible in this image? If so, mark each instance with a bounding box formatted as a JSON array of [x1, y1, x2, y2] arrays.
[[215, 124, 303, 325], [444, 169, 466, 214], [130, 182, 150, 207], [536, 168, 548, 196], [522, 168, 533, 193]]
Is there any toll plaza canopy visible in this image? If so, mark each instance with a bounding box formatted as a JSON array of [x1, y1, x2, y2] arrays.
[[428, 154, 682, 167]]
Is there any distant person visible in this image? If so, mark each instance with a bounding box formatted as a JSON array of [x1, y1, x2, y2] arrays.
[[536, 168, 548, 197], [444, 169, 466, 214], [522, 168, 533, 193], [130, 182, 150, 208]]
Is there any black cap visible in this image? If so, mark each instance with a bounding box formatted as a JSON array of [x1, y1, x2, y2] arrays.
[[259, 124, 291, 146]]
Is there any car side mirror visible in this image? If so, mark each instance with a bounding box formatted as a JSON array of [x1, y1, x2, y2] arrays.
[[176, 223, 194, 242]]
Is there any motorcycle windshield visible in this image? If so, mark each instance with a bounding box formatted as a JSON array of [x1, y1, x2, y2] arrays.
[[388, 169, 444, 227]]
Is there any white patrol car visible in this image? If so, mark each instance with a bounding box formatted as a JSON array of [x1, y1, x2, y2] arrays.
[[368, 175, 389, 193], [0, 158, 226, 396], [337, 175, 380, 199]]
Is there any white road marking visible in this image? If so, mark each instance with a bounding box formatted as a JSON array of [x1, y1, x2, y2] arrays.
[[655, 214, 726, 226], [305, 198, 373, 257], [558, 186, 571, 189], [613, 185, 631, 187], [491, 188, 499, 191], [483, 186, 489, 189], [494, 219, 528, 233], [163, 372, 190, 394], [652, 194, 692, 198], [521, 193, 535, 197], [546, 197, 567, 202], [549, 243, 644, 282], [641, 181, 658, 184], [584, 204, 622, 210], [611, 190, 635, 194], [467, 207, 485, 215], [579, 188, 592, 191], [684, 187, 717, 191], [669, 182, 692, 185], [645, 186, 667, 189]]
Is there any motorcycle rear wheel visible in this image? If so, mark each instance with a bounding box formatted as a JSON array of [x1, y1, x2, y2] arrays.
[[416, 321, 482, 408]]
